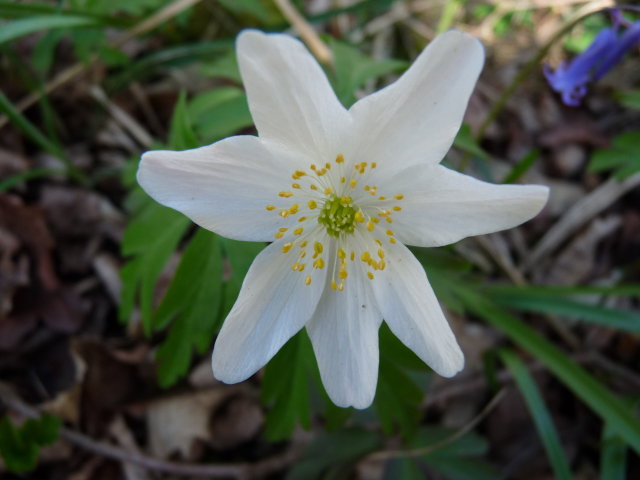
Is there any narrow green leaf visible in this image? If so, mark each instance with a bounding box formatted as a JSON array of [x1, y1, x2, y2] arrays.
[[490, 293, 640, 333], [457, 287, 640, 454], [0, 167, 65, 193], [0, 91, 63, 158], [600, 422, 627, 480], [485, 284, 640, 297], [0, 1, 130, 26], [0, 15, 101, 45], [453, 124, 490, 161], [500, 349, 572, 480], [502, 149, 538, 184]]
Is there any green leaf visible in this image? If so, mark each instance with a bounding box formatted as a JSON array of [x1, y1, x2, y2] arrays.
[[0, 15, 102, 45], [217, 0, 277, 23], [188, 88, 253, 143], [374, 325, 428, 438], [589, 131, 640, 180], [169, 91, 199, 150], [287, 428, 381, 480], [500, 349, 572, 480], [219, 238, 264, 317], [199, 50, 241, 83], [0, 414, 61, 473], [502, 149, 539, 184], [600, 422, 628, 480], [154, 229, 223, 387], [329, 37, 407, 107], [453, 124, 490, 161], [119, 201, 190, 332], [0, 91, 63, 159], [456, 287, 640, 454], [262, 331, 315, 441], [106, 40, 232, 92], [615, 89, 640, 110], [488, 288, 640, 333]]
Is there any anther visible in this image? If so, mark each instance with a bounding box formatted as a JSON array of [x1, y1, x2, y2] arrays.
[[279, 191, 293, 198], [266, 205, 276, 211], [305, 275, 312, 286]]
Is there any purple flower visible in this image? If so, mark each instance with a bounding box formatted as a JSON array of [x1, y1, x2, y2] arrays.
[[545, 10, 640, 106]]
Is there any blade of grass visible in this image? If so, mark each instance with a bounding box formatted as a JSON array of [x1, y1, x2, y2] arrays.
[[0, 91, 86, 184], [500, 349, 572, 480], [485, 284, 640, 297], [600, 422, 628, 480], [456, 286, 640, 454], [490, 294, 640, 333], [0, 168, 65, 193], [0, 15, 102, 45], [0, 1, 131, 26]]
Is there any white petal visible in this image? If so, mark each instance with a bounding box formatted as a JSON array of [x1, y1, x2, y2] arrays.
[[370, 242, 463, 377], [347, 30, 484, 176], [388, 164, 549, 247], [137, 135, 298, 242], [306, 239, 382, 409], [237, 30, 351, 161], [212, 239, 328, 383]]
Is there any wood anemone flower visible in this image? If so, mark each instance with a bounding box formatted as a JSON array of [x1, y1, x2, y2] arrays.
[[137, 30, 549, 409]]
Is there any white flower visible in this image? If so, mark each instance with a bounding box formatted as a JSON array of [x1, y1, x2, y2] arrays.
[[138, 30, 549, 409]]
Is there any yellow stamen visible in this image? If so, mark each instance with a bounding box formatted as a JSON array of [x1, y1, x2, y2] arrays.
[[279, 191, 293, 198], [305, 275, 312, 286], [308, 200, 317, 209], [266, 205, 276, 211], [282, 242, 293, 253]]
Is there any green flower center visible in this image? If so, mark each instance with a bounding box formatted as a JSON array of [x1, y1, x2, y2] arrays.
[[318, 194, 357, 237]]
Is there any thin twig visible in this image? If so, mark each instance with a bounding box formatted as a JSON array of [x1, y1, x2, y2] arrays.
[[368, 389, 507, 462], [0, 0, 203, 131], [0, 383, 304, 479], [273, 0, 334, 67]]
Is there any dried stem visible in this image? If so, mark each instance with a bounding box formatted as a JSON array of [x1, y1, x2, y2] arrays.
[[368, 389, 507, 462], [273, 0, 334, 67]]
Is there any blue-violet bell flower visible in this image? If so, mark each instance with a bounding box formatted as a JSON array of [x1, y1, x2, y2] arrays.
[[545, 9, 640, 106], [138, 30, 549, 409]]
